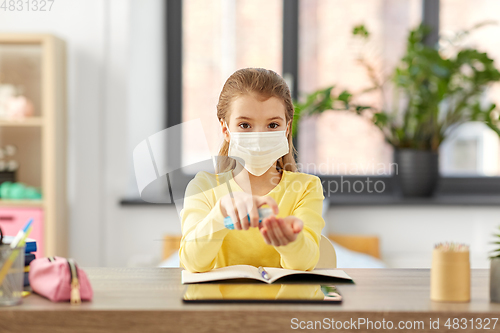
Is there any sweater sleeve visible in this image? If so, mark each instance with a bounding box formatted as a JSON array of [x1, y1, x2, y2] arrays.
[[179, 174, 230, 273], [274, 176, 325, 271]]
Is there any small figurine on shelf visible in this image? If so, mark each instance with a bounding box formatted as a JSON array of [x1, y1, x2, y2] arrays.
[[0, 84, 17, 118], [0, 145, 18, 187], [5, 95, 34, 119], [4, 145, 17, 157], [0, 84, 34, 120], [0, 181, 42, 200]]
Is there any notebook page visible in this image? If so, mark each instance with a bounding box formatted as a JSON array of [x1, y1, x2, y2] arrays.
[[181, 265, 263, 284], [263, 267, 352, 283]]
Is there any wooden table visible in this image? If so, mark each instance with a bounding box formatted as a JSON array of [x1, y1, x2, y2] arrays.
[[0, 268, 499, 333]]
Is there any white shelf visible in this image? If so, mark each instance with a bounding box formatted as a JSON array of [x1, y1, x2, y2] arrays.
[[0, 199, 43, 207], [0, 117, 43, 127]]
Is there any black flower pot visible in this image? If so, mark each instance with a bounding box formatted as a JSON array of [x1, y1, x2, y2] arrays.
[[393, 149, 439, 197]]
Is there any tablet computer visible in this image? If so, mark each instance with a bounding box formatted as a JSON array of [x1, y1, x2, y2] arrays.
[[182, 284, 342, 304]]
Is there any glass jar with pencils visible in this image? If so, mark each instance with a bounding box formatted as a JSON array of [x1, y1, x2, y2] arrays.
[[0, 220, 34, 306], [0, 244, 25, 306]]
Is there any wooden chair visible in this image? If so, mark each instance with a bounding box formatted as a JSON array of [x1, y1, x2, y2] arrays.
[[163, 234, 380, 268], [162, 235, 181, 261], [328, 233, 381, 259], [316, 235, 337, 268]]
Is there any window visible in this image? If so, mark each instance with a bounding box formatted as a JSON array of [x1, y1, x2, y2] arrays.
[[182, 0, 283, 171], [439, 0, 500, 176], [298, 0, 422, 176]]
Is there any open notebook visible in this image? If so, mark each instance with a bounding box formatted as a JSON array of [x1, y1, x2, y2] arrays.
[[181, 265, 353, 284]]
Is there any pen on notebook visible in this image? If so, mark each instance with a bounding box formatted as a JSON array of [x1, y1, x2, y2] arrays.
[[258, 266, 270, 281]]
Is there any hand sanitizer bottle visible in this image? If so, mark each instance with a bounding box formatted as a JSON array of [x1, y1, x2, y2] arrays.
[[223, 207, 273, 230]]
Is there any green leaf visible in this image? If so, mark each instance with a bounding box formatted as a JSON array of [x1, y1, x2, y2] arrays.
[[353, 24, 369, 39], [355, 106, 371, 114], [338, 90, 352, 103]]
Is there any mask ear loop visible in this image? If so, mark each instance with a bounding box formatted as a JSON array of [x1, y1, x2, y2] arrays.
[[224, 120, 231, 138], [221, 119, 238, 174], [221, 120, 237, 198], [278, 120, 293, 172]]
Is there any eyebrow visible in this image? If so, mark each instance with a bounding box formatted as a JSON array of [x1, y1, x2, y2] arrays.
[[235, 116, 284, 121]]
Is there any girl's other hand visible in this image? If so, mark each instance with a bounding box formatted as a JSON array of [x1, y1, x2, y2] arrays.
[[220, 192, 279, 230], [259, 216, 303, 247]]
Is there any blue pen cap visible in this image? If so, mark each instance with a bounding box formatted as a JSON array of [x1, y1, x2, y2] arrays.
[[224, 207, 273, 230]]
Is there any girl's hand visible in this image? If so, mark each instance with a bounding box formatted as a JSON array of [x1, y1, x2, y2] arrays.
[[220, 192, 279, 230], [259, 216, 303, 247]]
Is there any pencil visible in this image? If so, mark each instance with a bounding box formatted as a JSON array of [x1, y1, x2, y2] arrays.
[[0, 224, 33, 287]]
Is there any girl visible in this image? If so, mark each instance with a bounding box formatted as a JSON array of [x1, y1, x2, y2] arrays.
[[179, 68, 325, 273]]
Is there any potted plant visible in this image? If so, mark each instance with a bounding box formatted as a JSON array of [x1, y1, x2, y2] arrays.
[[294, 24, 500, 197], [490, 226, 500, 302]]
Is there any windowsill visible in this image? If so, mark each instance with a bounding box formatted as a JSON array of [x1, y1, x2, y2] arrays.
[[326, 194, 500, 206], [119, 194, 500, 207], [119, 174, 500, 207], [119, 198, 174, 206]]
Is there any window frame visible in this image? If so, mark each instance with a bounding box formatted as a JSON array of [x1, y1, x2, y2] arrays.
[[120, 0, 500, 207]]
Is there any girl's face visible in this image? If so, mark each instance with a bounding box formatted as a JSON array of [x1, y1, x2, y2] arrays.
[[221, 92, 290, 142]]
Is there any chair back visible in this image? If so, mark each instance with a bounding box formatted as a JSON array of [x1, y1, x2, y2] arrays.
[[316, 235, 337, 268]]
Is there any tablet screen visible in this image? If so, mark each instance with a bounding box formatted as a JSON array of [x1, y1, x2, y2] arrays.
[[182, 284, 342, 303]]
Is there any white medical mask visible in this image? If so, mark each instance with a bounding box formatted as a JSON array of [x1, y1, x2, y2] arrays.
[[226, 123, 289, 176]]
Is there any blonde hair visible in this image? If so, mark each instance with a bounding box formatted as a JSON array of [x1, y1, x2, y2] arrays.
[[216, 68, 298, 174]]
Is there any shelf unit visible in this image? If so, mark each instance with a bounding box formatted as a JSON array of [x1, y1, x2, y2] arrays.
[[0, 34, 67, 257]]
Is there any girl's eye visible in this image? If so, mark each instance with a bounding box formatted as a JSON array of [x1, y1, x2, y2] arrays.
[[239, 122, 250, 129], [268, 122, 280, 129]]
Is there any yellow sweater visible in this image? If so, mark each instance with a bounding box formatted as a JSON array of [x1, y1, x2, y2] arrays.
[[179, 170, 325, 273]]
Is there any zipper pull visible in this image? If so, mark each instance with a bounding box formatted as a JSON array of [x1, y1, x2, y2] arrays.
[[70, 277, 81, 304], [67, 258, 81, 305]]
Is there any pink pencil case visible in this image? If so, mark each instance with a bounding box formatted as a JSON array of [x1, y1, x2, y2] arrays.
[[29, 256, 93, 303]]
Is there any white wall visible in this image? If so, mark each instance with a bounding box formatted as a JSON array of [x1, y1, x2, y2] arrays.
[[102, 0, 183, 268], [324, 205, 500, 268]]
